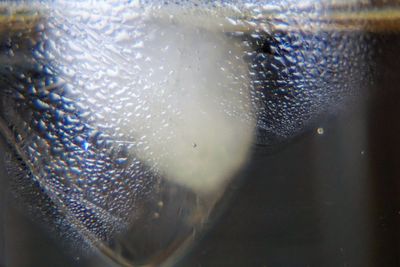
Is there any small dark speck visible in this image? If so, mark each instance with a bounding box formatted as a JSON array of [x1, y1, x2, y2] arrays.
[[193, 143, 197, 148]]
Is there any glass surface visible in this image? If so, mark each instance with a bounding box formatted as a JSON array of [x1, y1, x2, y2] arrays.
[[0, 1, 400, 267]]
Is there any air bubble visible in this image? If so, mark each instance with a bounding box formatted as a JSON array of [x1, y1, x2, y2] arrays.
[[0, 1, 375, 266]]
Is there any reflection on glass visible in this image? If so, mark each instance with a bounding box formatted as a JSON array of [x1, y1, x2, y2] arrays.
[[0, 1, 399, 267]]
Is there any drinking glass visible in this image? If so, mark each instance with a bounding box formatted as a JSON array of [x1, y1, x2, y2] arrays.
[[0, 1, 399, 267]]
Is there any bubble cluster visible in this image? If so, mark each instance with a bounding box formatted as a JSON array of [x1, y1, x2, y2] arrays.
[[0, 1, 374, 265]]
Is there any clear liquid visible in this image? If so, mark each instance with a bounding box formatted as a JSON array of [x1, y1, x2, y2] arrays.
[[0, 1, 400, 267]]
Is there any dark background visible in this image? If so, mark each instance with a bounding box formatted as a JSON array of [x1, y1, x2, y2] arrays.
[[179, 33, 400, 267], [1, 34, 400, 267]]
